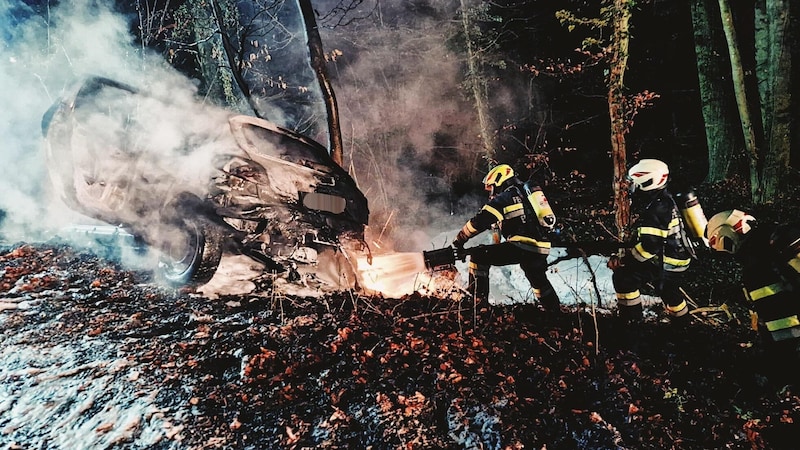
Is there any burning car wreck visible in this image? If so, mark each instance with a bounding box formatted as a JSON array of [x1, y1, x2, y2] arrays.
[[41, 76, 369, 288]]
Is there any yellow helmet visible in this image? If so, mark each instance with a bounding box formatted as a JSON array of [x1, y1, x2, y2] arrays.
[[705, 209, 756, 253], [482, 164, 515, 192]]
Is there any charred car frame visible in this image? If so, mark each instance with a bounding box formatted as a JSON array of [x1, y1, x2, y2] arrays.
[[42, 76, 369, 287]]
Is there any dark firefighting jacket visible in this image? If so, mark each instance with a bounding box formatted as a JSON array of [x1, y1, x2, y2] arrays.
[[458, 182, 552, 254], [737, 223, 800, 342], [627, 188, 691, 271]]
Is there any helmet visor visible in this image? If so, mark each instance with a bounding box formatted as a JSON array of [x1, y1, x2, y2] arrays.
[[708, 227, 739, 253]]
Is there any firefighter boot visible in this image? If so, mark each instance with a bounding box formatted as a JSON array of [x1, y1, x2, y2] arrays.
[[617, 303, 643, 325], [538, 292, 561, 314], [467, 275, 489, 305], [612, 303, 645, 352], [514, 303, 539, 323], [467, 264, 490, 306]]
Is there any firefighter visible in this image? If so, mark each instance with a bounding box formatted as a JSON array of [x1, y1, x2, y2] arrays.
[[607, 159, 692, 323], [705, 209, 800, 360], [451, 164, 560, 312]]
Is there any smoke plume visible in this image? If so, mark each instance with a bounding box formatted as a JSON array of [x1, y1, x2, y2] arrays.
[[317, 1, 487, 252], [0, 1, 229, 243], [1, 0, 486, 261]]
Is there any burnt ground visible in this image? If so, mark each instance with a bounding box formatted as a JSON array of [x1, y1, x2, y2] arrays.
[[3, 173, 800, 449], [1, 238, 800, 450]]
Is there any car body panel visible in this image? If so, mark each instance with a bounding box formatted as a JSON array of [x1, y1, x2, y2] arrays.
[[42, 76, 369, 285]]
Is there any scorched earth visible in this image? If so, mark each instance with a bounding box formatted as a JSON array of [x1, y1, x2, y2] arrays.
[[1, 241, 800, 450]]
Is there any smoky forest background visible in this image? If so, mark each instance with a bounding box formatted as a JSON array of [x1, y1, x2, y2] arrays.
[[3, 1, 800, 449], [3, 0, 799, 251]]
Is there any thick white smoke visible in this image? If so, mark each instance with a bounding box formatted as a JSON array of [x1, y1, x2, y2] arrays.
[[0, 1, 219, 242], [316, 2, 487, 253]]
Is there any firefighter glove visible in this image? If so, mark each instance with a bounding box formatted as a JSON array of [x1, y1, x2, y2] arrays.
[[452, 245, 467, 262], [607, 255, 624, 271], [452, 229, 469, 249]]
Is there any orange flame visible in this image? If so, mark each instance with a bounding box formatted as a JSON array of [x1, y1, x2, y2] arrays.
[[356, 252, 463, 299]]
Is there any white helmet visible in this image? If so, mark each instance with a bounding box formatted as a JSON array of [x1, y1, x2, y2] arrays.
[[705, 209, 756, 254], [627, 159, 669, 192]]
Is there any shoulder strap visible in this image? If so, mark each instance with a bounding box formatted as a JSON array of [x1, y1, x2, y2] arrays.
[[510, 184, 536, 225], [669, 194, 700, 260]]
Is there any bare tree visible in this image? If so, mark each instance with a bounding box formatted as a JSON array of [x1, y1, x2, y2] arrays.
[[137, 0, 351, 163], [607, 0, 633, 240], [698, 0, 794, 203], [556, 0, 654, 240], [298, 0, 344, 166], [689, 0, 741, 183], [458, 0, 498, 166], [753, 0, 792, 203]]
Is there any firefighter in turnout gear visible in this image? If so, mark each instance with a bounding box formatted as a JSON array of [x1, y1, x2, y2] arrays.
[[608, 159, 692, 323], [706, 209, 800, 361], [452, 164, 560, 312]]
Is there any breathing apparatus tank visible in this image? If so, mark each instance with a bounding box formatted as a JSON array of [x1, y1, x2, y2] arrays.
[[675, 189, 709, 246], [523, 182, 556, 229]]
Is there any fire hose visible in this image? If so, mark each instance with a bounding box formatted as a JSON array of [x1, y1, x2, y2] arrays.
[[422, 240, 631, 271]]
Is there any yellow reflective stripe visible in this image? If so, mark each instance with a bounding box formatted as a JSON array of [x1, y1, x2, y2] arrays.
[[639, 226, 668, 238], [616, 296, 642, 307], [667, 218, 681, 234], [616, 290, 640, 300], [464, 220, 478, 233], [503, 203, 523, 214], [468, 262, 488, 276], [482, 205, 504, 221], [508, 236, 551, 248], [664, 256, 691, 266], [504, 209, 524, 219], [461, 222, 478, 239], [788, 256, 800, 274], [765, 315, 800, 332], [748, 282, 786, 301], [665, 300, 687, 313], [633, 243, 656, 260]]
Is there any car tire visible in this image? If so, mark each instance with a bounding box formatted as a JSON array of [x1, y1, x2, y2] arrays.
[[157, 215, 224, 286]]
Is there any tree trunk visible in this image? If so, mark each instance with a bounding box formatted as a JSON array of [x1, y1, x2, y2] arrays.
[[754, 0, 791, 203], [210, 0, 264, 119], [298, 0, 344, 167], [459, 0, 497, 166], [609, 0, 632, 241], [717, 0, 762, 198], [690, 0, 740, 183]]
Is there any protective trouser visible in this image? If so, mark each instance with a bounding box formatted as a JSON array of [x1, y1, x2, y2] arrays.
[[466, 242, 559, 311], [612, 259, 688, 322]]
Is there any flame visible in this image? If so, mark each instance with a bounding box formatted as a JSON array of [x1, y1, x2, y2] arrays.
[[355, 252, 463, 299]]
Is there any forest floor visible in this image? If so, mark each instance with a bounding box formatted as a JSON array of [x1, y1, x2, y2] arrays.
[[2, 173, 800, 449]]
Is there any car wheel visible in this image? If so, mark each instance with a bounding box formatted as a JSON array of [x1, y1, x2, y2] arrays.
[[157, 215, 224, 286]]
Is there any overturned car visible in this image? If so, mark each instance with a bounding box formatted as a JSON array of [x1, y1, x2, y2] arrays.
[[41, 76, 369, 287]]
